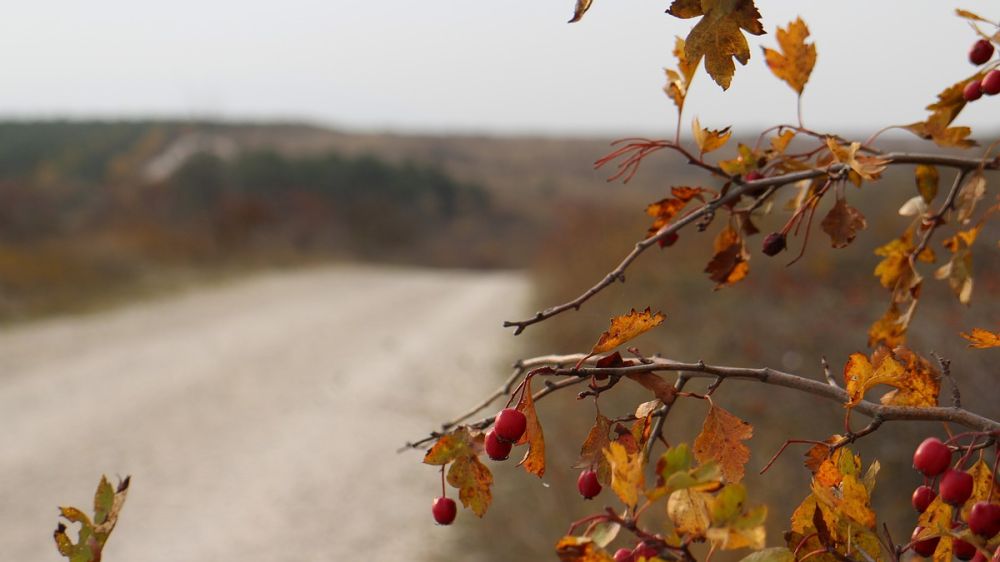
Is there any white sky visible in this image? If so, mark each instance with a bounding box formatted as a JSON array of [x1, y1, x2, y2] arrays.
[[1, 1, 998, 137]]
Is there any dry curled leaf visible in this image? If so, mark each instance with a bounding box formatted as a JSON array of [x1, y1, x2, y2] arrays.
[[692, 118, 733, 154], [878, 347, 940, 408], [516, 376, 546, 477], [954, 173, 987, 225], [568, 0, 594, 23], [868, 302, 911, 349], [873, 230, 934, 290], [762, 17, 816, 94], [820, 199, 867, 249], [843, 351, 906, 407], [591, 308, 666, 354], [54, 475, 131, 562], [705, 225, 749, 288], [825, 138, 888, 185], [645, 187, 707, 238], [668, 489, 713, 538], [574, 414, 612, 485], [664, 37, 699, 114], [694, 404, 753, 483], [626, 372, 678, 405], [668, 0, 766, 90], [423, 428, 473, 465], [936, 224, 981, 305], [961, 327, 1000, 348], [904, 74, 984, 148]]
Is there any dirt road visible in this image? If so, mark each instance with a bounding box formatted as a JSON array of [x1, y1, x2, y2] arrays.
[[0, 266, 528, 561]]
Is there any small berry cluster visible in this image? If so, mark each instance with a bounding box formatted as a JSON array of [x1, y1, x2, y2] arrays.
[[432, 408, 529, 525], [963, 39, 1000, 101], [612, 541, 661, 562], [909, 437, 1000, 562]]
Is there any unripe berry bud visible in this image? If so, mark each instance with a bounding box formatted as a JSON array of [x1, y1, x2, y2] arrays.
[[762, 232, 787, 256]]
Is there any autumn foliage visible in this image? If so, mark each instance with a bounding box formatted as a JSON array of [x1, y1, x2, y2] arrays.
[[409, 3, 999, 562]]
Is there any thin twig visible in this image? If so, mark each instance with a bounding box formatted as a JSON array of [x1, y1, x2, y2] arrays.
[[932, 352, 961, 409]]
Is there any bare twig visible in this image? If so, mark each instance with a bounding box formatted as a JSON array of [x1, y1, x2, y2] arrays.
[[932, 352, 961, 409], [503, 152, 1000, 334], [821, 356, 839, 388]]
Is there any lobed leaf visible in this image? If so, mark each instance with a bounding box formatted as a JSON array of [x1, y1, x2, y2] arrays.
[[694, 404, 753, 483], [447, 453, 493, 517], [762, 17, 816, 94], [423, 428, 473, 465], [603, 441, 645, 508], [669, 0, 766, 90], [555, 536, 616, 562], [574, 414, 613, 485], [915, 164, 939, 204], [820, 199, 867, 249], [705, 226, 750, 288], [591, 308, 666, 354], [53, 475, 130, 562], [692, 118, 733, 154], [961, 327, 1000, 348]]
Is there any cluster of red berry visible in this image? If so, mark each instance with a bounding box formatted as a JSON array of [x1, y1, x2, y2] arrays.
[[909, 437, 1000, 562], [431, 408, 529, 525], [963, 39, 1000, 101]]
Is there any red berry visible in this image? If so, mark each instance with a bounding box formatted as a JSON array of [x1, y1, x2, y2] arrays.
[[659, 231, 679, 248], [965, 80, 984, 102], [577, 469, 602, 499], [971, 551, 988, 562], [745, 170, 764, 182], [762, 232, 787, 256], [494, 408, 527, 443], [633, 542, 660, 560], [614, 548, 635, 562], [432, 496, 456, 525], [955, 538, 978, 560], [969, 502, 1000, 538], [970, 39, 995, 65], [484, 429, 512, 461], [982, 70, 1000, 96], [913, 437, 952, 477], [912, 485, 937, 513], [941, 469, 975, 505], [912, 526, 940, 557]]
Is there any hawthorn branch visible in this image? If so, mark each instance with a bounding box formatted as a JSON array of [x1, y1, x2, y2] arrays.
[[528, 354, 1000, 432], [503, 152, 1000, 334]]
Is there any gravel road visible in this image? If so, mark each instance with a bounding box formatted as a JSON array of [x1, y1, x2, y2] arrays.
[[0, 266, 528, 561]]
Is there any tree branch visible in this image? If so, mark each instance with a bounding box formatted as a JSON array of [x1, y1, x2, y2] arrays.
[[503, 152, 999, 334]]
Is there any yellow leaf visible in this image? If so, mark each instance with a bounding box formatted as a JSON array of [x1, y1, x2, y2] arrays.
[[568, 0, 594, 23], [668, 489, 712, 538], [904, 74, 985, 148], [811, 473, 876, 529], [873, 230, 932, 290], [769, 130, 796, 154], [868, 303, 910, 349], [878, 347, 940, 408], [825, 138, 888, 184], [718, 143, 762, 176], [956, 9, 991, 23], [762, 18, 816, 94], [447, 453, 493, 517], [591, 307, 666, 354], [707, 484, 767, 550], [516, 376, 546, 477], [423, 427, 472, 465], [842, 351, 906, 407], [555, 536, 616, 562], [692, 117, 733, 154], [705, 226, 750, 288], [694, 404, 753, 483], [915, 164, 939, 204], [820, 199, 867, 249], [960, 460, 1000, 520], [961, 327, 1000, 349], [669, 0, 766, 90], [604, 441, 645, 508]]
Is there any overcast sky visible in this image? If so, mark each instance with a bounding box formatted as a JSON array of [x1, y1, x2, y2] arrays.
[[1, 1, 997, 137]]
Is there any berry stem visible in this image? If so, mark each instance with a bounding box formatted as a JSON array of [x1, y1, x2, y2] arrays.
[[440, 466, 446, 497]]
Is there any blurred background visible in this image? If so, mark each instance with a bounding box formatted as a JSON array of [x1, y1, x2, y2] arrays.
[[0, 1, 997, 561]]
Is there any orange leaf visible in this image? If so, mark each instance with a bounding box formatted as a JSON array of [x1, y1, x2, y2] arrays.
[[762, 18, 816, 94], [574, 414, 613, 485], [873, 230, 933, 290], [693, 404, 753, 483], [803, 437, 846, 488], [568, 0, 594, 23], [446, 453, 493, 517], [555, 536, 616, 562], [811, 473, 876, 529], [705, 226, 749, 288], [668, 0, 765, 90], [664, 37, 699, 113], [591, 308, 666, 354], [904, 74, 985, 148], [692, 117, 733, 154], [961, 327, 1000, 349], [603, 441, 645, 508], [825, 138, 887, 185], [820, 199, 867, 249], [516, 377, 546, 477], [867, 303, 910, 349]]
